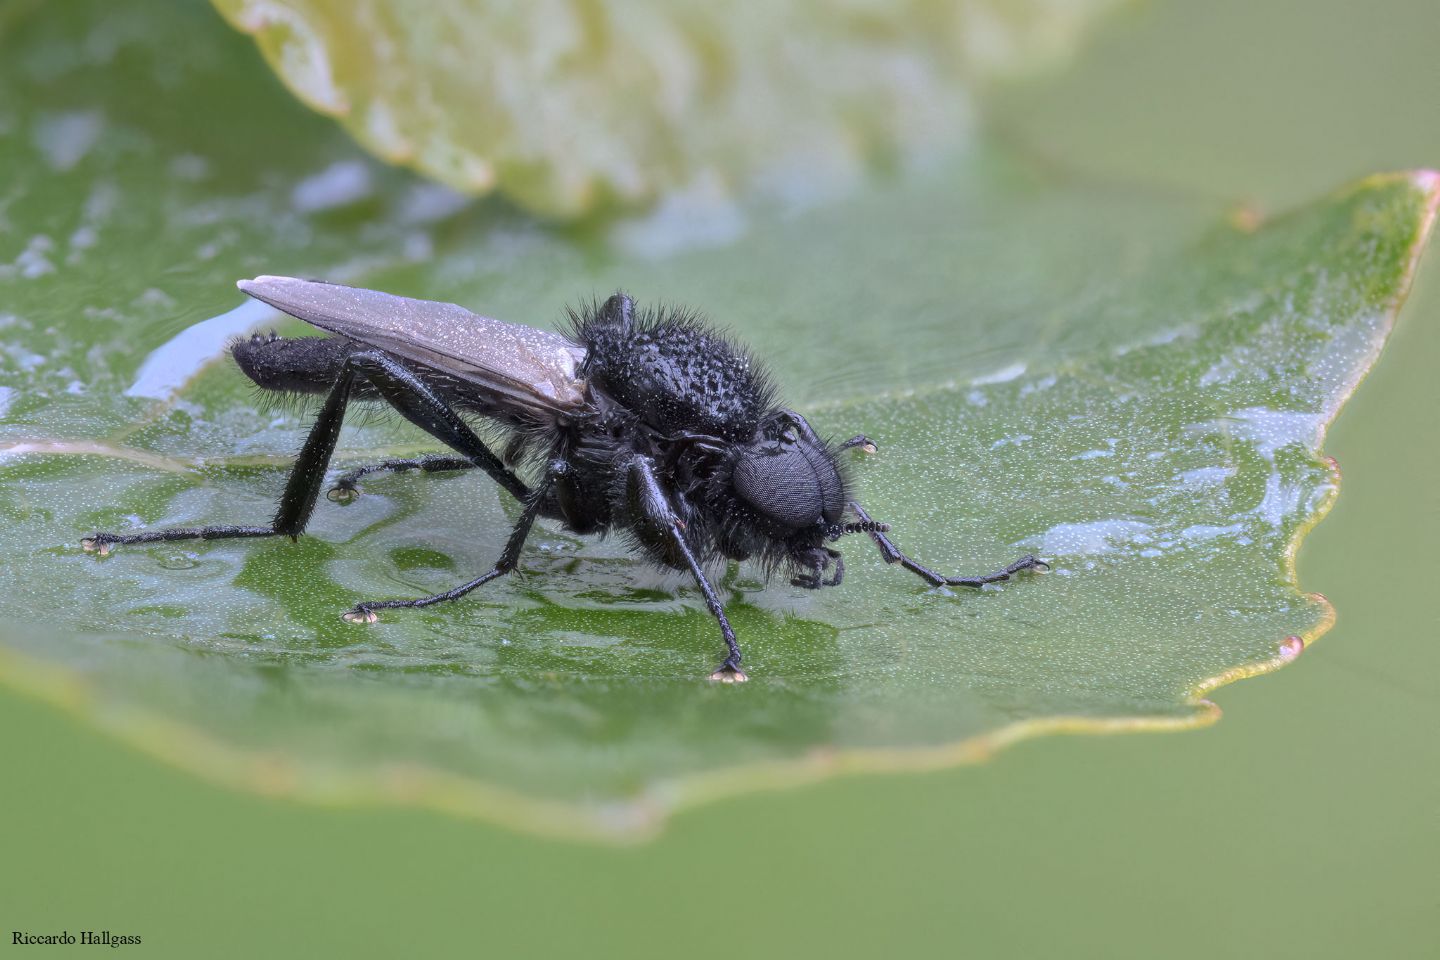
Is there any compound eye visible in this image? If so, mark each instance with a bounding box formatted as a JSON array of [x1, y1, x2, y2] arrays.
[[733, 447, 824, 529]]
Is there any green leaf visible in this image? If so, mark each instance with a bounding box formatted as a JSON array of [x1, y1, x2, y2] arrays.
[[207, 0, 1126, 215], [0, 3, 1434, 839]]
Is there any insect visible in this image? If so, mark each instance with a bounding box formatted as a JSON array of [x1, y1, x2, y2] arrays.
[[84, 277, 1047, 681]]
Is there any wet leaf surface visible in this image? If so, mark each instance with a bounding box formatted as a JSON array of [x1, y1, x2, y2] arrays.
[[0, 3, 1433, 838]]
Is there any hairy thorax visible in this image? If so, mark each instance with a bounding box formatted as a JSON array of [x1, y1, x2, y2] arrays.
[[576, 313, 772, 441]]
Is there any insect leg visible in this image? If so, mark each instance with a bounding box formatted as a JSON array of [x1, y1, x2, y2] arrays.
[[847, 501, 1048, 588], [82, 361, 364, 554], [347, 353, 529, 502], [327, 455, 475, 503], [838, 435, 878, 454], [776, 408, 822, 443], [342, 459, 566, 622], [82, 351, 528, 555], [790, 547, 844, 589], [778, 409, 877, 455], [624, 456, 746, 683]]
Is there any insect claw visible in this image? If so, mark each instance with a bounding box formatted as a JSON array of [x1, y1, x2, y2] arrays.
[[840, 435, 878, 455], [709, 664, 748, 683], [327, 484, 359, 504], [342, 607, 379, 624], [81, 536, 112, 557]]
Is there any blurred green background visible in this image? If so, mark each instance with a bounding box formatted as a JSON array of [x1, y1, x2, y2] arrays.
[[1, 1, 1436, 957]]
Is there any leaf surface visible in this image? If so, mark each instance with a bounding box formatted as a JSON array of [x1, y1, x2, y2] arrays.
[[0, 3, 1433, 839]]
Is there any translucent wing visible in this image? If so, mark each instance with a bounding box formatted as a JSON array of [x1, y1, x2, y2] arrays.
[[237, 276, 589, 415]]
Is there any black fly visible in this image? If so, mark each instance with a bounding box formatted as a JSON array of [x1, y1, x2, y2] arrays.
[[83, 278, 1047, 681]]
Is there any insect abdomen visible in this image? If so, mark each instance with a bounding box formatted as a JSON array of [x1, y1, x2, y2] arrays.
[[231, 333, 355, 395]]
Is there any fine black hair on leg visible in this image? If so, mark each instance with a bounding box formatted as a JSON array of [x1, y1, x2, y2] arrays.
[[342, 458, 568, 622], [327, 455, 477, 503], [847, 502, 1048, 587], [83, 351, 528, 554], [623, 455, 746, 682]]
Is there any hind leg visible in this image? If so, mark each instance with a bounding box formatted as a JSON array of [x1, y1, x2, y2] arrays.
[[84, 351, 527, 554]]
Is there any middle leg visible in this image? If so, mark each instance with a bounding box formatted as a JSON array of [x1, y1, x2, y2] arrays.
[[343, 459, 566, 622], [327, 455, 476, 503]]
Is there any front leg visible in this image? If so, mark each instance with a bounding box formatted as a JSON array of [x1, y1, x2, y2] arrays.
[[791, 546, 844, 589], [848, 502, 1048, 588], [623, 455, 746, 682]]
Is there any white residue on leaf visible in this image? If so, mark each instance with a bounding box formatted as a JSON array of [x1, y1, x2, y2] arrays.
[[1019, 374, 1057, 397], [65, 182, 119, 264], [1189, 407, 1323, 462], [398, 182, 472, 224], [6, 344, 46, 371], [134, 287, 177, 310], [33, 110, 104, 171], [611, 173, 747, 259], [125, 298, 280, 401], [403, 232, 433, 262], [971, 362, 1026, 385], [1147, 324, 1197, 347], [1033, 519, 1154, 557], [1182, 408, 1325, 530], [169, 154, 211, 181], [1177, 466, 1234, 488], [0, 235, 56, 279], [68, 226, 98, 251], [1231, 407, 1324, 460], [1252, 473, 1309, 530], [1073, 439, 1119, 460], [990, 433, 1032, 450], [291, 159, 375, 213], [1178, 523, 1245, 542]]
